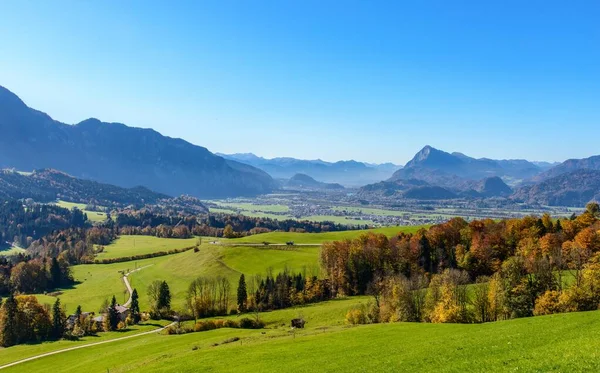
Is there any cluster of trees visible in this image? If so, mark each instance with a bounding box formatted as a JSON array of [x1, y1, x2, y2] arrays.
[[0, 201, 88, 249], [0, 296, 67, 347], [331, 203, 600, 324], [116, 210, 355, 238], [147, 280, 172, 319], [0, 257, 72, 296], [186, 276, 231, 319], [27, 227, 115, 264], [237, 270, 332, 313]]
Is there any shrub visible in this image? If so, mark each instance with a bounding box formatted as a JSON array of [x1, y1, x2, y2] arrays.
[[239, 317, 265, 329], [533, 290, 564, 316], [194, 320, 217, 332], [345, 307, 368, 325]]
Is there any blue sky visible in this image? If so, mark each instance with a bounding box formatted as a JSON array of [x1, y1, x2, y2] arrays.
[[0, 0, 598, 164]]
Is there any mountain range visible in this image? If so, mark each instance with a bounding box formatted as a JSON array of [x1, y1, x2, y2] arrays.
[[218, 153, 401, 187], [1, 84, 598, 207], [0, 85, 276, 198], [358, 145, 599, 206]]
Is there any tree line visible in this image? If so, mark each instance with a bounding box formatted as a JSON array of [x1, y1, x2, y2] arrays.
[[323, 203, 600, 324]]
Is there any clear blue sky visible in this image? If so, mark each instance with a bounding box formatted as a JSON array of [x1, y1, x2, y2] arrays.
[[0, 0, 598, 164]]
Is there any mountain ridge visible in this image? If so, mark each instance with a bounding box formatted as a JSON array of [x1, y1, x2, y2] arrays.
[[0, 85, 276, 198]]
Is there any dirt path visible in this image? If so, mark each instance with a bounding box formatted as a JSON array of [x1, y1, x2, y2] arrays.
[[122, 264, 153, 307]]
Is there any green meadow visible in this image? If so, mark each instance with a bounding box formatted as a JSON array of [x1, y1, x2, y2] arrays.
[[95, 235, 199, 260], [230, 225, 423, 244], [36, 227, 419, 313], [55, 200, 107, 223], [0, 246, 27, 256], [4, 298, 600, 372]]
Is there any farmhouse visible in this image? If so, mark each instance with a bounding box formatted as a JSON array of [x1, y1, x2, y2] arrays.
[[66, 311, 95, 330]]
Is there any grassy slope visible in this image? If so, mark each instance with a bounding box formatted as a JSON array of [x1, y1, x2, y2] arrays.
[[6, 299, 600, 373], [39, 243, 322, 313], [0, 246, 27, 256], [128, 245, 321, 311], [231, 225, 423, 244], [0, 321, 170, 366], [95, 235, 199, 260], [35, 260, 145, 314], [37, 227, 423, 313], [55, 200, 106, 223]]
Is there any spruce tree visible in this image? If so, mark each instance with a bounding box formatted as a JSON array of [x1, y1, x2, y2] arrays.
[[51, 298, 65, 340], [0, 293, 18, 347], [158, 281, 171, 314], [74, 305, 82, 328], [49, 257, 62, 289], [130, 289, 141, 324], [107, 296, 120, 331], [237, 274, 247, 312]]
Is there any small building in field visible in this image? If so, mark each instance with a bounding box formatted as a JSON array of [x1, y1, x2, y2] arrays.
[[116, 305, 130, 322], [66, 312, 95, 330]]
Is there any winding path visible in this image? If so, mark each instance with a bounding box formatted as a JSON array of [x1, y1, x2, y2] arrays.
[[122, 264, 153, 307], [0, 264, 165, 371]]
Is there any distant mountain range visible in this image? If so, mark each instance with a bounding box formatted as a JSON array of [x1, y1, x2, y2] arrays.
[[0, 85, 276, 198], [359, 145, 599, 207], [512, 169, 600, 206], [389, 145, 555, 187], [285, 173, 345, 191], [217, 153, 401, 187]]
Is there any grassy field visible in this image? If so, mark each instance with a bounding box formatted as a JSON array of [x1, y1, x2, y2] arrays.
[[36, 260, 143, 314], [302, 214, 375, 225], [55, 200, 107, 223], [0, 320, 170, 367], [0, 246, 27, 256], [38, 239, 323, 313], [5, 298, 600, 372], [35, 227, 426, 313], [95, 235, 199, 260], [231, 225, 424, 244]]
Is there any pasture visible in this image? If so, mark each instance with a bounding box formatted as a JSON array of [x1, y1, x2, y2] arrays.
[[0, 246, 26, 256], [230, 225, 423, 244], [54, 200, 107, 223], [4, 299, 600, 372], [95, 235, 199, 260]]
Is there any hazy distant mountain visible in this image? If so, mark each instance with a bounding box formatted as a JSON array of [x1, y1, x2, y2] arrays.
[[218, 153, 401, 187], [389, 145, 546, 187], [532, 155, 600, 182], [0, 85, 276, 198], [512, 169, 600, 207], [467, 176, 513, 198], [286, 173, 345, 191]]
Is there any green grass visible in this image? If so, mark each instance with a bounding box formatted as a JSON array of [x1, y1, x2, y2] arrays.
[[127, 244, 321, 311], [0, 320, 170, 367], [54, 200, 107, 223], [231, 225, 424, 245], [214, 202, 290, 213], [6, 299, 600, 372], [35, 260, 151, 314], [41, 238, 324, 313], [301, 215, 375, 225], [0, 246, 27, 256], [95, 235, 199, 260]]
